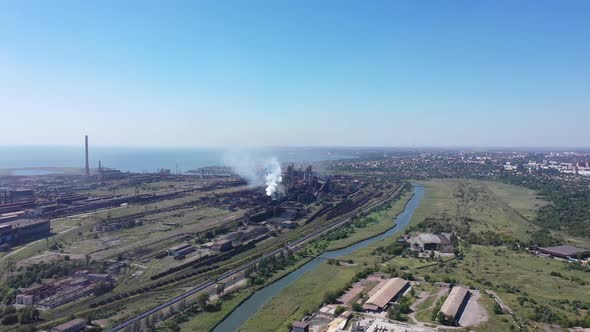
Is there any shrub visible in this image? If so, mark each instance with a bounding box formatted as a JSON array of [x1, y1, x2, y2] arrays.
[[1, 314, 18, 325], [334, 306, 346, 316]]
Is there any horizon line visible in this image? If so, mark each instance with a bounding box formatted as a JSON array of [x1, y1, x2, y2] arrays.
[[1, 144, 590, 151]]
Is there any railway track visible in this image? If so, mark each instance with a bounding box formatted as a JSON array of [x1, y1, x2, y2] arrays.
[[107, 183, 407, 332]]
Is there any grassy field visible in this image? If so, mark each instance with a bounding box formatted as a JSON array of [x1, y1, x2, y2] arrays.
[[81, 180, 202, 196], [412, 179, 542, 241], [393, 180, 590, 329], [239, 263, 362, 332], [179, 289, 253, 331], [483, 181, 549, 221], [237, 179, 589, 332], [396, 244, 590, 324], [326, 189, 414, 250], [178, 255, 314, 332]]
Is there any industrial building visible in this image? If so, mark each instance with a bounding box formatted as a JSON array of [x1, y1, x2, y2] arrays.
[[212, 239, 233, 252], [291, 321, 309, 332], [219, 226, 268, 245], [16, 272, 112, 309], [51, 318, 87, 332], [537, 245, 590, 259], [362, 277, 410, 312], [167, 243, 194, 257], [409, 233, 454, 253], [439, 286, 470, 325], [74, 270, 112, 282], [0, 189, 35, 205], [281, 220, 297, 229], [0, 218, 50, 248]]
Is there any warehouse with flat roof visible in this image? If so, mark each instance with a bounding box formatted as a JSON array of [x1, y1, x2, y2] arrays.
[[538, 245, 590, 259], [168, 243, 193, 257], [51, 318, 86, 332], [0, 218, 50, 246], [362, 277, 409, 311]]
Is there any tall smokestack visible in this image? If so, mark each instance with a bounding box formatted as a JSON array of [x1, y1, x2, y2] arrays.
[[85, 135, 90, 177], [98, 160, 103, 183]]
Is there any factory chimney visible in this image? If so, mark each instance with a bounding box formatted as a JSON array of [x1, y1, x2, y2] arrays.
[[98, 160, 103, 183], [85, 135, 90, 177]]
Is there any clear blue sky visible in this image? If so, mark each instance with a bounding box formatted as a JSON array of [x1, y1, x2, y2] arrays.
[[1, 1, 589, 147]]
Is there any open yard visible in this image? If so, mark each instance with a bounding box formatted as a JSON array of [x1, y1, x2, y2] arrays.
[[239, 263, 361, 332]]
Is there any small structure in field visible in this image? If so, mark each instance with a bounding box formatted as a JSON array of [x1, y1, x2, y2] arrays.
[[409, 233, 454, 253], [537, 245, 590, 260], [439, 286, 470, 325]]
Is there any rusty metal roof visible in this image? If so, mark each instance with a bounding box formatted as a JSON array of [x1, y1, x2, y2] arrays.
[[362, 277, 409, 310]]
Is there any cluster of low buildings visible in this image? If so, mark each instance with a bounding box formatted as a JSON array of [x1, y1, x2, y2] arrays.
[[328, 149, 590, 181], [15, 270, 112, 310], [525, 160, 590, 176], [290, 271, 483, 332], [166, 225, 270, 261], [292, 276, 412, 332]]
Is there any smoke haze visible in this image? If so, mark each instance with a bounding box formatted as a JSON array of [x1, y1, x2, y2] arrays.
[[221, 151, 283, 196], [264, 158, 282, 196]]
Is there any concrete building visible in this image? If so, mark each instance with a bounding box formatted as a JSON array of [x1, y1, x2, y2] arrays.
[[439, 286, 470, 324], [74, 270, 112, 282], [292, 321, 309, 332], [409, 233, 453, 253], [0, 219, 50, 246], [212, 239, 232, 252], [0, 211, 27, 223], [0, 225, 13, 246], [8, 189, 35, 203], [51, 318, 87, 332], [281, 220, 297, 229], [16, 294, 34, 305], [168, 243, 193, 257], [537, 245, 590, 259], [362, 277, 410, 311]]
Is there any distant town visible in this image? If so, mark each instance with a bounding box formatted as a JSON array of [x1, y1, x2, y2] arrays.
[[0, 142, 589, 332]]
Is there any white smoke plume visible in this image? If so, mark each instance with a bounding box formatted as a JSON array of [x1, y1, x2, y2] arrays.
[[264, 158, 282, 196], [222, 151, 283, 196]]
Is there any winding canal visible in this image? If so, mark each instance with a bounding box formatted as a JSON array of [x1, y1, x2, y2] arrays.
[[214, 184, 425, 332]]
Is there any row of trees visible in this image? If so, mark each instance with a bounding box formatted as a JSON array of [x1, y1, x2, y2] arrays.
[[502, 174, 590, 238], [244, 250, 297, 285], [7, 260, 83, 290], [0, 305, 39, 326], [132, 294, 219, 332]]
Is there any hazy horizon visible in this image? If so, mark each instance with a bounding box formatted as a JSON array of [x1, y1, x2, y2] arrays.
[[1, 144, 590, 150]]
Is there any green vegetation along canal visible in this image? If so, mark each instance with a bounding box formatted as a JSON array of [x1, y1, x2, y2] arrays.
[[213, 184, 425, 332]]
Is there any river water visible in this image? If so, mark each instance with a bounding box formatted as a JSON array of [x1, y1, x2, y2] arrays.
[[213, 184, 425, 332]]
